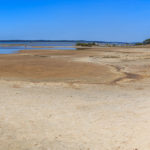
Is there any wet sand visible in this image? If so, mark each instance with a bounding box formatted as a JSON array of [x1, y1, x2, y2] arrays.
[[0, 48, 124, 83], [1, 47, 150, 150]]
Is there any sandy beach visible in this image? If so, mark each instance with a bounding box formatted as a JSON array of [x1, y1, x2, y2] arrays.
[[1, 47, 150, 150]]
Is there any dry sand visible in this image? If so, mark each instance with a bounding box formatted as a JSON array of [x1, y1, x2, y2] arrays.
[[0, 47, 150, 150]]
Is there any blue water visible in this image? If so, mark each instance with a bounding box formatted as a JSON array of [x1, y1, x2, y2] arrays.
[[0, 41, 76, 47], [0, 42, 76, 54], [0, 49, 19, 54]]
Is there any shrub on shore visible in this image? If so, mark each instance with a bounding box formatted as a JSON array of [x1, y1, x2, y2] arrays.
[[134, 39, 150, 46], [143, 39, 150, 45], [135, 42, 143, 46], [76, 42, 96, 47]]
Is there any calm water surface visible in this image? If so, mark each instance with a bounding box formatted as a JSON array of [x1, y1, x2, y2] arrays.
[[0, 42, 76, 54]]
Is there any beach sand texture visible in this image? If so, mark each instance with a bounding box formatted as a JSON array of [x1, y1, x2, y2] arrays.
[[0, 47, 150, 150]]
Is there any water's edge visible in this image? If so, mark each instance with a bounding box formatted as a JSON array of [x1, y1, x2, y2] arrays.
[[0, 42, 76, 54]]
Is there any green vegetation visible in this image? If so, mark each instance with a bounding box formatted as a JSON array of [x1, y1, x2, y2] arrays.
[[102, 55, 120, 58], [112, 44, 116, 47], [135, 39, 150, 46], [76, 42, 96, 47], [105, 44, 117, 47], [105, 44, 112, 47], [135, 42, 143, 46], [143, 39, 150, 44]]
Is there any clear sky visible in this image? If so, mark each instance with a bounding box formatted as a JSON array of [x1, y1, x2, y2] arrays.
[[0, 0, 150, 42]]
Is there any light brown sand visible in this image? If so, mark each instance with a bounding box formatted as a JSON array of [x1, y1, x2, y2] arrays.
[[0, 47, 150, 150]]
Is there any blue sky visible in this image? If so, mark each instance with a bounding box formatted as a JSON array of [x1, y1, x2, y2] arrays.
[[0, 0, 150, 42]]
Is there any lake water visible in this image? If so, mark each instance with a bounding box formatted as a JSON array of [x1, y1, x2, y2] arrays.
[[0, 42, 76, 54]]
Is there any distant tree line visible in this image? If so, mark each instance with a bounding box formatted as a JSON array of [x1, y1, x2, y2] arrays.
[[135, 38, 150, 45], [143, 39, 150, 44]]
